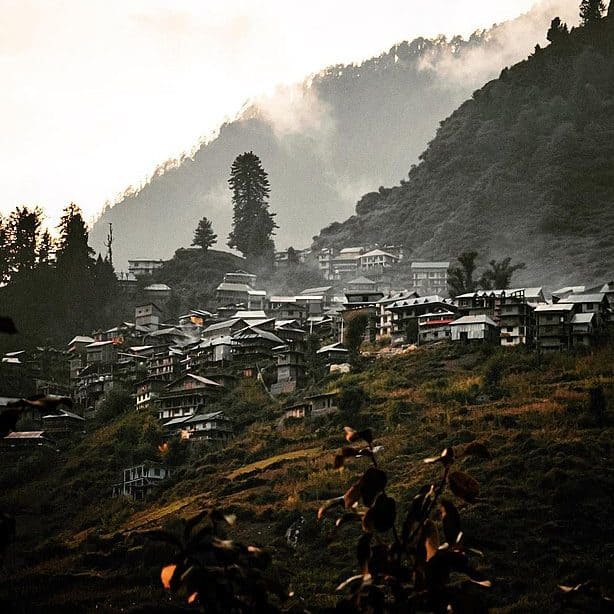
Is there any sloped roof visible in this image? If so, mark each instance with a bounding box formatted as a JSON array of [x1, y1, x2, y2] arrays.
[[361, 249, 397, 258], [571, 313, 595, 324], [234, 327, 284, 345], [300, 286, 333, 294], [67, 335, 95, 346], [410, 261, 450, 269], [347, 276, 376, 285], [203, 319, 242, 333], [558, 293, 606, 304], [4, 431, 46, 439], [86, 340, 115, 348], [317, 342, 348, 354], [216, 282, 250, 292], [534, 303, 575, 312], [144, 283, 171, 291], [389, 295, 449, 309], [231, 310, 268, 319], [450, 315, 497, 327]]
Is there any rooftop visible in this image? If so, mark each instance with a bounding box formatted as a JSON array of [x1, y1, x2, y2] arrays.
[[450, 315, 497, 326], [410, 261, 450, 269]]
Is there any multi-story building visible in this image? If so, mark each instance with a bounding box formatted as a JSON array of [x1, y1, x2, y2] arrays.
[[410, 262, 450, 296], [359, 249, 399, 273], [376, 291, 420, 340], [418, 311, 457, 344], [271, 345, 306, 396], [450, 315, 499, 344], [135, 378, 164, 412], [112, 462, 170, 499], [147, 351, 181, 382], [127, 259, 165, 278], [534, 303, 575, 351], [135, 303, 162, 330], [163, 411, 233, 443], [157, 373, 224, 421], [388, 295, 455, 343]]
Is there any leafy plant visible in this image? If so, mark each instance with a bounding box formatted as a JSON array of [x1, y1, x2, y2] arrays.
[[319, 427, 492, 612], [146, 509, 289, 612]]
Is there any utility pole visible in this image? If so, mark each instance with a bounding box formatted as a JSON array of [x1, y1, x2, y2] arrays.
[[104, 223, 113, 267]]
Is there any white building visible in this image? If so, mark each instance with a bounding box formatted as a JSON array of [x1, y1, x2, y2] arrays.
[[450, 315, 498, 343], [359, 249, 399, 272], [410, 262, 450, 296], [128, 259, 165, 277]]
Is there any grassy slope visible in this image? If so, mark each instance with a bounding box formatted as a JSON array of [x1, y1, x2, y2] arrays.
[[1, 341, 613, 612]]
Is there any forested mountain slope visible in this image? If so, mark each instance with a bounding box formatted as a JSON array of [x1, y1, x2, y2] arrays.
[[314, 17, 614, 289], [89, 1, 578, 269]]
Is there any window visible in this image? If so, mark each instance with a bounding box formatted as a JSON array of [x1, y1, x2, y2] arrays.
[[507, 327, 513, 332]]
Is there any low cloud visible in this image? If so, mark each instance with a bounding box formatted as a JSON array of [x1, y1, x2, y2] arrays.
[[418, 0, 580, 87]]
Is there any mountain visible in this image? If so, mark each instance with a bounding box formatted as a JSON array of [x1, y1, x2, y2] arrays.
[[313, 15, 614, 290], [89, 1, 579, 270]]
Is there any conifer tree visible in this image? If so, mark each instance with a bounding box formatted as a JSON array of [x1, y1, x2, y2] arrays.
[[580, 0, 605, 25], [7, 206, 42, 276], [547, 17, 569, 43], [192, 216, 217, 252], [228, 152, 277, 263], [55, 203, 96, 333]]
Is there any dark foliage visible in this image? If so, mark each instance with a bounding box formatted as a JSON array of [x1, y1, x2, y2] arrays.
[[146, 510, 289, 612], [192, 217, 217, 252], [228, 151, 278, 266], [314, 18, 614, 288], [319, 428, 493, 612]]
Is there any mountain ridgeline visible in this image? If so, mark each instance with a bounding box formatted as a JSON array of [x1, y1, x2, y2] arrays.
[[89, 1, 579, 269], [315, 16, 614, 289]]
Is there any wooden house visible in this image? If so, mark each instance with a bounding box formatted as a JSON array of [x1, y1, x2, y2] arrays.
[[112, 462, 170, 500], [157, 373, 224, 421]]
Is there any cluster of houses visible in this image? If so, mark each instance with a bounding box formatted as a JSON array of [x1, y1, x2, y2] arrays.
[[2, 259, 612, 498]]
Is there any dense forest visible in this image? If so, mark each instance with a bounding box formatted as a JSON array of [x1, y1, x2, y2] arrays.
[[314, 15, 614, 289], [89, 1, 578, 268]]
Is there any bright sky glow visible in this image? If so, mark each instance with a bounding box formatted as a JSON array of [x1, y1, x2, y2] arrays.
[[0, 1, 560, 227]]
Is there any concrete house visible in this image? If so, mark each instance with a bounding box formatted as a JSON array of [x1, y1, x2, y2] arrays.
[[410, 262, 450, 296], [534, 303, 575, 351], [570, 312, 597, 347], [127, 259, 164, 278], [135, 303, 162, 330], [418, 311, 457, 344], [450, 315, 499, 344], [376, 291, 420, 340], [388, 295, 454, 343], [359, 249, 399, 272]]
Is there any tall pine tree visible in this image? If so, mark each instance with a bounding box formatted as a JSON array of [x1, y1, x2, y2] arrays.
[[55, 203, 96, 334], [227, 152, 277, 265]]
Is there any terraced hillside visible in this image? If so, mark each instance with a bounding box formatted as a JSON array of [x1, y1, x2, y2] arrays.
[[1, 341, 613, 612]]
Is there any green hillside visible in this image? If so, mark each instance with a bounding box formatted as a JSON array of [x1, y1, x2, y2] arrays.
[[1, 341, 613, 612], [314, 17, 614, 289]]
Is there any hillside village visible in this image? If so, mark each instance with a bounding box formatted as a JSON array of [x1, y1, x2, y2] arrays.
[[2, 247, 612, 501]]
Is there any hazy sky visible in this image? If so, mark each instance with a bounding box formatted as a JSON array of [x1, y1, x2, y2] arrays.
[[0, 0, 555, 227]]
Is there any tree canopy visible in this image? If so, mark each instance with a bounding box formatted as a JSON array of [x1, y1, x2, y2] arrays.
[[192, 217, 217, 252], [227, 152, 277, 266]]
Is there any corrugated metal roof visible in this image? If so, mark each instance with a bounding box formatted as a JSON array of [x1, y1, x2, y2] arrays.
[[450, 315, 497, 326]]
